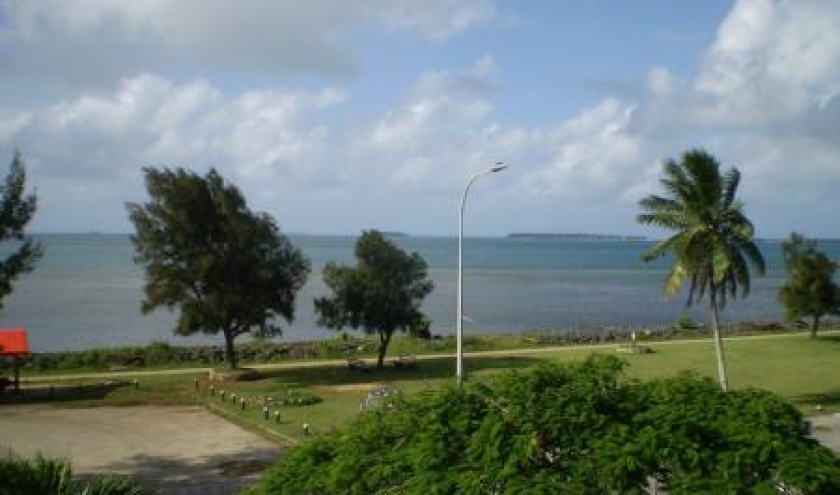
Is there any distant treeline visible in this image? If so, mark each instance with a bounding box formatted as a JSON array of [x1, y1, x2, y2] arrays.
[[508, 233, 647, 241]]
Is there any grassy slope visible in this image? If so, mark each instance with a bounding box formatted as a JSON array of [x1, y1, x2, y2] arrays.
[[8, 332, 840, 444]]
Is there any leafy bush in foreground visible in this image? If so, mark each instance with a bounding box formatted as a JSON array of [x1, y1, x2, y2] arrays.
[[0, 455, 152, 495], [250, 355, 840, 494]]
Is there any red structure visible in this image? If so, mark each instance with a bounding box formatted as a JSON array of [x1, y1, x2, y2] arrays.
[[0, 328, 29, 394]]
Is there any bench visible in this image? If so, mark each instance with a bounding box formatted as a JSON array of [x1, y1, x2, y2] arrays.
[[347, 357, 369, 371], [393, 355, 417, 369]]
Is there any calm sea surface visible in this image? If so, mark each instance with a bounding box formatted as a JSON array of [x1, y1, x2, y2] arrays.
[[0, 234, 833, 352]]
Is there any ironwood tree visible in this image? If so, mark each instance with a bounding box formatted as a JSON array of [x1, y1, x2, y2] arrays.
[[779, 232, 840, 337], [315, 230, 433, 368], [127, 167, 309, 369], [0, 151, 42, 309]]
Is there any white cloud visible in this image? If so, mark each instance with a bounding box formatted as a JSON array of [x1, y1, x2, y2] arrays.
[[627, 0, 840, 237], [0, 73, 348, 231], [521, 99, 641, 198], [2, 0, 840, 237], [357, 57, 499, 191], [372, 0, 497, 42], [694, 0, 840, 125], [0, 0, 497, 103]]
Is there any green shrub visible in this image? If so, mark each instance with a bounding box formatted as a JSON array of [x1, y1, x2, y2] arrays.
[[274, 389, 322, 407], [250, 355, 840, 494]]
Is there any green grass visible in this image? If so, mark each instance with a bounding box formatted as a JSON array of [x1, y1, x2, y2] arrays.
[[7, 331, 840, 445]]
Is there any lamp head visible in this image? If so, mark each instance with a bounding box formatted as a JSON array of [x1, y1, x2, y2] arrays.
[[491, 162, 507, 173]]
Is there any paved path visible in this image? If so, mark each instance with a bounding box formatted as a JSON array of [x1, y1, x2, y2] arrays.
[[0, 405, 279, 495]]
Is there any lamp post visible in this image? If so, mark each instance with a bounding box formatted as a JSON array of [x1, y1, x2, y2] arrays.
[[457, 162, 507, 386]]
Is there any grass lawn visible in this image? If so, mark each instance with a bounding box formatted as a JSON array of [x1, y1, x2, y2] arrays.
[[8, 331, 840, 445]]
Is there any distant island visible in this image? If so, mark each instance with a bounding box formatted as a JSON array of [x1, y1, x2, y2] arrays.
[[507, 233, 646, 241]]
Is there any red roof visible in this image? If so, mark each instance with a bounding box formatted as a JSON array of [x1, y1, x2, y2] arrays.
[[0, 329, 29, 355]]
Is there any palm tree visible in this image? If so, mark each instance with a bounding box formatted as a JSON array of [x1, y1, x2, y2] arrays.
[[638, 149, 765, 391]]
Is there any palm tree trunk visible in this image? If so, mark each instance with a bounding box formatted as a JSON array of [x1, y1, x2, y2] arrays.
[[710, 289, 729, 391]]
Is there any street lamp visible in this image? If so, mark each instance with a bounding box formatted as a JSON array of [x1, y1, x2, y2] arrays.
[[457, 162, 507, 385]]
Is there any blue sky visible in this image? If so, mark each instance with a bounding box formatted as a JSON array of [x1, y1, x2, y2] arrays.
[[1, 0, 838, 237]]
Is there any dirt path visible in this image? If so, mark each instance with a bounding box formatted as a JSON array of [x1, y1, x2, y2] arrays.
[[0, 405, 279, 495]]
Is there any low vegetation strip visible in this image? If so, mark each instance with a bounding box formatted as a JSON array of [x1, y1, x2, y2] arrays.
[[16, 321, 808, 374], [6, 332, 840, 444], [19, 329, 836, 383]]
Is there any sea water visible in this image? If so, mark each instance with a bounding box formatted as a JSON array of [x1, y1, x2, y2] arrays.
[[0, 234, 829, 352]]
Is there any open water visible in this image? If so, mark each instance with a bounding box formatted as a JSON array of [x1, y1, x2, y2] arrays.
[[0, 234, 831, 352]]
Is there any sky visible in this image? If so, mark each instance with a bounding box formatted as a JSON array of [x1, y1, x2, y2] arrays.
[[1, 0, 839, 237]]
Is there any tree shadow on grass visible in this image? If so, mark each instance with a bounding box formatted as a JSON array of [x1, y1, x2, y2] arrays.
[[257, 354, 546, 388]]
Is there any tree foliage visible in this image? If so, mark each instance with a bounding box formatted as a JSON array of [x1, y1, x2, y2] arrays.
[[314, 230, 433, 368], [0, 151, 42, 309], [250, 355, 840, 494], [779, 233, 840, 337], [638, 149, 765, 390], [126, 167, 309, 369]]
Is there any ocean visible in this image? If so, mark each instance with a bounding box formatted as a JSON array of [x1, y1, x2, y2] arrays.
[[0, 234, 828, 352]]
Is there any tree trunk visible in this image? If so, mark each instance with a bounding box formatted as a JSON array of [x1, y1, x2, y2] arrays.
[[811, 315, 820, 339], [224, 329, 238, 370], [710, 289, 729, 392], [377, 330, 393, 369], [13, 355, 20, 395]]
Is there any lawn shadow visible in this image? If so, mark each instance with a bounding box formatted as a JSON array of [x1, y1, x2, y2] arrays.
[[82, 448, 279, 495], [792, 389, 840, 410], [815, 335, 840, 345], [257, 354, 546, 388], [0, 381, 132, 406]]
